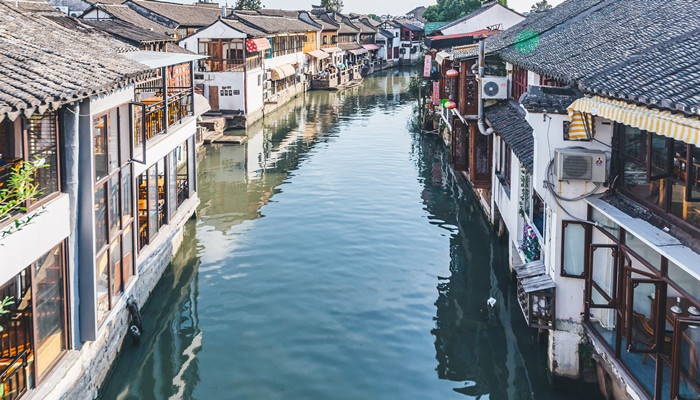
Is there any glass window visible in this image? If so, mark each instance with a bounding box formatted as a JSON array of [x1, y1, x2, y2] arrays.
[[93, 114, 108, 182], [532, 193, 545, 240], [110, 239, 122, 299], [177, 141, 189, 207], [624, 232, 661, 270], [122, 226, 134, 285], [168, 152, 177, 219], [562, 221, 587, 277], [122, 167, 132, 226], [27, 113, 59, 202], [108, 175, 120, 239], [96, 251, 109, 325], [94, 184, 107, 250], [108, 108, 119, 173], [34, 244, 66, 377], [668, 261, 700, 304], [157, 158, 167, 228], [187, 136, 196, 195], [148, 164, 158, 240], [138, 172, 148, 250], [591, 207, 620, 239]]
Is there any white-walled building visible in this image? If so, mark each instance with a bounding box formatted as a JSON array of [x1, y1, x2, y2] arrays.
[[179, 12, 320, 128], [437, 0, 524, 36]]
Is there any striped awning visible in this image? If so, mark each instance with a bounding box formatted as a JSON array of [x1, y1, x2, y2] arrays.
[[567, 111, 594, 140], [568, 96, 700, 146], [270, 64, 296, 81], [246, 38, 271, 52], [435, 50, 451, 64]]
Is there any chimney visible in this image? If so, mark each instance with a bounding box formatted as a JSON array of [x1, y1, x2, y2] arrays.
[[222, 6, 227, 17]]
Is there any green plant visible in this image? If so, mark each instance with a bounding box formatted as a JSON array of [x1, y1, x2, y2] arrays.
[[0, 297, 14, 333], [0, 158, 48, 240], [518, 167, 531, 218]]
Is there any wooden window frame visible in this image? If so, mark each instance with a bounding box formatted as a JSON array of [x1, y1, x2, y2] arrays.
[[560, 220, 591, 278]]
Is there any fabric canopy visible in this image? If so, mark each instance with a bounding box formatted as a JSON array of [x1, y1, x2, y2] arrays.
[[362, 44, 381, 51], [435, 50, 451, 64], [348, 48, 367, 56], [567, 111, 594, 140], [306, 49, 330, 59], [568, 95, 700, 146], [246, 38, 271, 53], [270, 64, 296, 81], [322, 47, 342, 53]]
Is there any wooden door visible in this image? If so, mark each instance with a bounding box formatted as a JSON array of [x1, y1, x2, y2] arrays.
[[393, 47, 399, 59], [209, 85, 219, 111]]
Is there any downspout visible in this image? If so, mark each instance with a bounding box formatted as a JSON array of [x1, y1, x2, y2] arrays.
[[477, 40, 493, 136], [64, 102, 81, 348]]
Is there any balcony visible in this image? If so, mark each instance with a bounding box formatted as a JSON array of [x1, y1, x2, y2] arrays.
[[133, 88, 194, 148]]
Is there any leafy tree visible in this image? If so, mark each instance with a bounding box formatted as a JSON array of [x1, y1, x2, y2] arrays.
[[0, 159, 48, 241], [530, 0, 552, 13], [367, 13, 380, 21], [234, 0, 261, 10], [423, 0, 507, 23], [321, 0, 343, 13]]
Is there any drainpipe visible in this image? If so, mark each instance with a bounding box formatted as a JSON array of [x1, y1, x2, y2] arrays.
[[64, 102, 82, 348], [477, 40, 493, 136]]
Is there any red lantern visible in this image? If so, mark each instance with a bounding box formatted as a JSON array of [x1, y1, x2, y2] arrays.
[[444, 99, 457, 109], [446, 69, 459, 78]]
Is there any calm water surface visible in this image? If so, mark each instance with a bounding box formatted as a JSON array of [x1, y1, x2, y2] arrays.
[[100, 70, 593, 400]]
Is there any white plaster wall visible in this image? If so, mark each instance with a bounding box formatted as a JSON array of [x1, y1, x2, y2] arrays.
[[90, 86, 134, 117], [82, 9, 110, 19], [0, 194, 70, 284], [247, 68, 264, 114], [197, 72, 246, 112], [492, 137, 524, 261], [264, 52, 306, 70], [441, 6, 525, 35], [178, 20, 247, 53]]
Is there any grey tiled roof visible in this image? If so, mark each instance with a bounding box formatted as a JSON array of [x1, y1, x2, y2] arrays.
[[337, 42, 362, 50], [394, 19, 422, 32], [519, 86, 581, 114], [219, 17, 267, 37], [87, 3, 177, 36], [231, 12, 318, 34], [0, 2, 151, 122], [580, 31, 700, 115], [127, 0, 221, 27], [485, 100, 534, 172], [82, 18, 174, 44]]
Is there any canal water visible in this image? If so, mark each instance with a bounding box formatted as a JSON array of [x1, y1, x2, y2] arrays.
[[100, 70, 594, 400]]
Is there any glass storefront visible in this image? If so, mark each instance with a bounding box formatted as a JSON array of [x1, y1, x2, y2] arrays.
[[583, 204, 700, 399], [0, 242, 68, 398]]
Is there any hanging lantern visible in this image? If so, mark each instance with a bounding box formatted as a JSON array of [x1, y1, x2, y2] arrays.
[[444, 99, 457, 109], [446, 69, 459, 78]]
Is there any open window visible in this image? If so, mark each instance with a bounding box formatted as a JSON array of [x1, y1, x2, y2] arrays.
[[625, 277, 665, 353], [671, 318, 700, 399], [588, 245, 619, 308], [129, 102, 146, 165]]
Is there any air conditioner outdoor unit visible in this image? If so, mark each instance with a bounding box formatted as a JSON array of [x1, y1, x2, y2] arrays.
[[263, 80, 271, 89], [554, 148, 607, 183], [481, 76, 508, 100], [264, 71, 272, 80]]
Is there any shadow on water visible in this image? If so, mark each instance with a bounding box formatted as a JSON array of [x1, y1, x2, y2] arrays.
[[99, 68, 599, 400]]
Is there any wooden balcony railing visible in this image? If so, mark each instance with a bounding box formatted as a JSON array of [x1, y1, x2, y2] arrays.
[[133, 89, 193, 148]]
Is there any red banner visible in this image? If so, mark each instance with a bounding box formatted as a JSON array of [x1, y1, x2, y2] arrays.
[[432, 82, 440, 105], [423, 55, 432, 77]]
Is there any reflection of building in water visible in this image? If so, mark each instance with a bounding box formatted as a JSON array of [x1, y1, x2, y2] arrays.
[[100, 221, 202, 399], [416, 134, 536, 399]]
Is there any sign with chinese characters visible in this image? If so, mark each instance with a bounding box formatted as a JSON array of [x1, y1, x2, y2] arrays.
[[432, 82, 440, 105], [423, 55, 432, 77]]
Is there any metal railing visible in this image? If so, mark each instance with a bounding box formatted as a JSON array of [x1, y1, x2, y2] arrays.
[[0, 349, 29, 400]]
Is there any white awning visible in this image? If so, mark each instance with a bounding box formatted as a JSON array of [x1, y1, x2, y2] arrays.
[[568, 95, 700, 146], [435, 50, 451, 64], [270, 64, 296, 81], [194, 93, 210, 116], [121, 50, 207, 69]]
